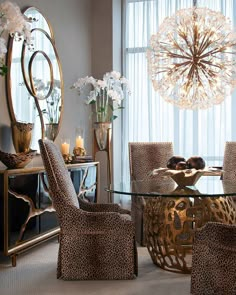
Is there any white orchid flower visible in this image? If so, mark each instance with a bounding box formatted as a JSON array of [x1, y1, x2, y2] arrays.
[[87, 76, 96, 85], [72, 70, 130, 122], [107, 89, 122, 103], [35, 80, 46, 92], [110, 71, 121, 79], [0, 1, 32, 74], [0, 1, 32, 43], [96, 79, 106, 89], [87, 90, 97, 104]]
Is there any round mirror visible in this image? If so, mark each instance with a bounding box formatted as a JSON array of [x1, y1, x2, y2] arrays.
[[7, 7, 64, 151]]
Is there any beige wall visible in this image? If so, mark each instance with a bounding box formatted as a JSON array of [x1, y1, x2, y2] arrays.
[[91, 0, 122, 203], [91, 0, 113, 79]]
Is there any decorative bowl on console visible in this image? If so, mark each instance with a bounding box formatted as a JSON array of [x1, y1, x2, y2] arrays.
[[0, 149, 37, 169]]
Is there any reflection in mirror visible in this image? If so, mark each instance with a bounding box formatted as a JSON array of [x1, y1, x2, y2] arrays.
[[7, 7, 64, 151]]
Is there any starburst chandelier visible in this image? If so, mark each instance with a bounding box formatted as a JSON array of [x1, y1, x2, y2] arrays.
[[147, 2, 236, 109]]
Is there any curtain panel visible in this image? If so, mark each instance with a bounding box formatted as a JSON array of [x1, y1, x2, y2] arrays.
[[121, 0, 236, 182]]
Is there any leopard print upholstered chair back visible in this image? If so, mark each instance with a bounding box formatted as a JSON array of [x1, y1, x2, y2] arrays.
[[223, 141, 236, 180], [191, 222, 236, 294], [129, 142, 174, 180], [128, 142, 174, 245], [38, 139, 79, 214]]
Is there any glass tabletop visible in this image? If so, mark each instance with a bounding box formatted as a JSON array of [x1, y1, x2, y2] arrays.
[[106, 175, 236, 197]]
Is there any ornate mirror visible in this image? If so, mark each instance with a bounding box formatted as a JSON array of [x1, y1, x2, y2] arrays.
[[7, 7, 64, 151]]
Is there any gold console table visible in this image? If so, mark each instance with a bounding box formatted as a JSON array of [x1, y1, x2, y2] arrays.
[[0, 161, 100, 266]]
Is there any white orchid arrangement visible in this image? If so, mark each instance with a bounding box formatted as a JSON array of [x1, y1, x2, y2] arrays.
[[0, 1, 32, 75], [72, 71, 131, 122]]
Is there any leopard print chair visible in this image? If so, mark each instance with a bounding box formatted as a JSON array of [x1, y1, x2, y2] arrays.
[[38, 139, 138, 280], [223, 141, 236, 180], [128, 142, 174, 246], [191, 222, 236, 295], [223, 142, 236, 203]]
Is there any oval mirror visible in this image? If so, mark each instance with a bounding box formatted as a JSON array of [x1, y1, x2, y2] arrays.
[[7, 7, 64, 151]]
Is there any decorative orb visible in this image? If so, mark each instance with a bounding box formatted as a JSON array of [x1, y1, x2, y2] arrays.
[[167, 156, 186, 169], [176, 161, 187, 170], [186, 156, 205, 170]]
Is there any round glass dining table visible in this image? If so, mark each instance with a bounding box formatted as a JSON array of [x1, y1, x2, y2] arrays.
[[106, 175, 236, 273]]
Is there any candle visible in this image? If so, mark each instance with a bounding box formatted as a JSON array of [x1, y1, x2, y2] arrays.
[[75, 136, 84, 148], [61, 141, 70, 155]]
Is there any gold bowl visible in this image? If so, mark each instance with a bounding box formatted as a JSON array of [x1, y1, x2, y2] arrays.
[[0, 149, 37, 169], [169, 170, 204, 187], [151, 167, 222, 187]]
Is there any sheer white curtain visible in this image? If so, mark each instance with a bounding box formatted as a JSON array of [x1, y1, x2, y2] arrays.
[[121, 0, 236, 182]]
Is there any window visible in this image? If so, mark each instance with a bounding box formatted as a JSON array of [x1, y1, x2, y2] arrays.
[[121, 0, 236, 181]]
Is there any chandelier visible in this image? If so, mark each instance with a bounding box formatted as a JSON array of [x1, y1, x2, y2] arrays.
[[147, 5, 236, 109]]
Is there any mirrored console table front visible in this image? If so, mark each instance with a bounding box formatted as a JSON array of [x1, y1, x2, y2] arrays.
[[0, 161, 100, 266]]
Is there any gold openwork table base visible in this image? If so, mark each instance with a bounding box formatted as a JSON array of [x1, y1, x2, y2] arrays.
[[143, 196, 236, 273]]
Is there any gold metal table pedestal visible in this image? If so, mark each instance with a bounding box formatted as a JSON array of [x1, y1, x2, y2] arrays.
[[144, 196, 236, 273]]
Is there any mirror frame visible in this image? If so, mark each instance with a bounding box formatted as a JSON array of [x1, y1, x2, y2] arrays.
[[6, 6, 64, 144]]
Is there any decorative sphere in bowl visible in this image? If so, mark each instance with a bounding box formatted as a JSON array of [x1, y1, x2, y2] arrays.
[[0, 149, 37, 169], [186, 156, 205, 170], [176, 161, 187, 170], [167, 156, 186, 169]]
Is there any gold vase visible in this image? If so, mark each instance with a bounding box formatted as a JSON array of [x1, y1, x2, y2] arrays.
[[11, 121, 34, 153], [45, 123, 58, 141], [94, 122, 112, 151], [93, 122, 113, 201]]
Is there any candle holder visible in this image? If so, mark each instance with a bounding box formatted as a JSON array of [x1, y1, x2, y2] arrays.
[[75, 127, 84, 149], [61, 138, 70, 155], [62, 153, 73, 164], [73, 146, 87, 156], [72, 127, 93, 163]]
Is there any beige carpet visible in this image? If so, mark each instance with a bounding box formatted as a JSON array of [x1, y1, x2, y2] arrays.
[[0, 239, 191, 295]]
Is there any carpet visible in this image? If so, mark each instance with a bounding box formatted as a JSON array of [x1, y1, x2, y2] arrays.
[[0, 239, 191, 295]]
